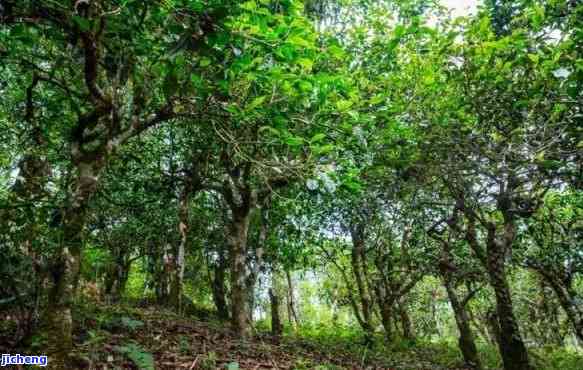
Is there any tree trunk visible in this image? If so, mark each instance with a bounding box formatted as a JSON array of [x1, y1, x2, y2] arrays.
[[285, 269, 300, 328], [437, 239, 482, 370], [103, 245, 132, 302], [212, 246, 230, 321], [467, 309, 492, 345], [537, 270, 583, 343], [350, 224, 374, 342], [442, 279, 482, 369], [245, 207, 267, 323], [398, 300, 415, 341], [465, 215, 532, 370], [43, 159, 103, 369], [170, 181, 191, 312], [269, 271, 283, 338], [228, 210, 252, 337], [43, 247, 76, 370], [154, 243, 172, 304], [379, 300, 394, 341], [486, 234, 532, 370], [270, 287, 283, 338], [110, 261, 131, 302]]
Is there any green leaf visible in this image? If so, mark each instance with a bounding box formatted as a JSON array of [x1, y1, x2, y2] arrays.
[[336, 100, 353, 112], [190, 74, 203, 87], [369, 95, 385, 105], [285, 136, 304, 147], [310, 133, 326, 143], [115, 343, 154, 370], [527, 53, 539, 64], [72, 15, 91, 32], [199, 57, 212, 67], [327, 45, 345, 59], [298, 80, 313, 92], [246, 96, 267, 111], [312, 144, 334, 155], [297, 58, 314, 71], [241, 1, 257, 11], [259, 126, 280, 136], [287, 35, 311, 48], [225, 104, 240, 114]]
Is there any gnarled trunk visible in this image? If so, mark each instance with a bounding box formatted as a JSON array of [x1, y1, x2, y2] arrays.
[[465, 215, 532, 370], [378, 299, 393, 341], [43, 159, 102, 369], [44, 246, 77, 370]]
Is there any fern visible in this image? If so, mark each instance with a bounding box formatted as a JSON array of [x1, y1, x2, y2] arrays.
[[115, 342, 154, 370]]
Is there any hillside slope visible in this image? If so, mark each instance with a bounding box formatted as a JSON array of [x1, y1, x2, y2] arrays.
[[56, 302, 463, 370]]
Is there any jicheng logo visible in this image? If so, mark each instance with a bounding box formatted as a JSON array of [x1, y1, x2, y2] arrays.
[[1, 354, 48, 367]]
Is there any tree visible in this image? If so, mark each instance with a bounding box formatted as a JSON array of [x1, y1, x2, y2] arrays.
[[1, 1, 232, 365]]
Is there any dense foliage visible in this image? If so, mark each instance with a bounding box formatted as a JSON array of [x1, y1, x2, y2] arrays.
[[0, 0, 581, 369]]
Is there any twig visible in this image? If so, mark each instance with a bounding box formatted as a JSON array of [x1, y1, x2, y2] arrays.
[[188, 355, 199, 370]]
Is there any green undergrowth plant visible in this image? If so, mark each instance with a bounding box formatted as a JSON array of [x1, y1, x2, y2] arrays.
[[199, 351, 218, 370], [114, 341, 155, 370], [534, 346, 583, 370]]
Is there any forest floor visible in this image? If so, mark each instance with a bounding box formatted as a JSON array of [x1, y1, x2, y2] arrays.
[[3, 300, 582, 369], [53, 301, 472, 370]]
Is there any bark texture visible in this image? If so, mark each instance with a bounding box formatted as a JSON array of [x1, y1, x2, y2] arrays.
[[349, 223, 374, 342], [211, 245, 230, 321], [228, 208, 252, 336], [270, 287, 283, 338], [439, 249, 482, 370]]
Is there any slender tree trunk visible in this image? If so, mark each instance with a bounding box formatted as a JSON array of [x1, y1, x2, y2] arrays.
[[442, 278, 482, 369], [154, 243, 173, 304], [537, 270, 583, 343], [270, 271, 283, 338], [9, 152, 50, 332], [486, 233, 532, 370], [170, 180, 191, 312], [285, 270, 299, 328], [398, 300, 415, 341], [113, 262, 130, 301], [246, 280, 256, 323], [228, 210, 252, 336], [245, 208, 267, 323], [211, 246, 230, 320], [350, 224, 374, 343], [103, 245, 131, 302], [436, 240, 482, 370], [466, 309, 492, 345], [486, 309, 502, 347]]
